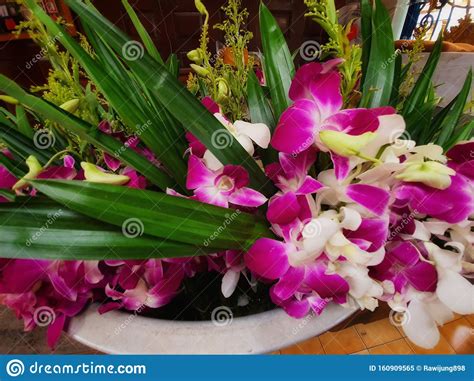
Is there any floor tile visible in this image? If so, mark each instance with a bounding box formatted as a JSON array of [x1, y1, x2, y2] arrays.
[[280, 337, 324, 354], [355, 318, 402, 348], [465, 314, 474, 327], [352, 349, 370, 355], [407, 334, 456, 354], [319, 326, 366, 354], [439, 318, 474, 354], [368, 338, 414, 354]]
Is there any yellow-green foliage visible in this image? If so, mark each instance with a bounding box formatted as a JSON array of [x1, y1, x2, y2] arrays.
[[187, 0, 254, 121], [305, 0, 362, 104]]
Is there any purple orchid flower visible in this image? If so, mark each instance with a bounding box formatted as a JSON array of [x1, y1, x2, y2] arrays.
[[186, 155, 267, 208], [265, 149, 323, 225], [271, 61, 397, 179], [369, 241, 437, 293]]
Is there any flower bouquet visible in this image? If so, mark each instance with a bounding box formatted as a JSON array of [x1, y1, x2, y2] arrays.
[[0, 0, 472, 351]]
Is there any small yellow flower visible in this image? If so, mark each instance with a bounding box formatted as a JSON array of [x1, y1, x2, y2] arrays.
[[187, 49, 204, 64], [190, 64, 210, 77], [319, 130, 376, 157], [81, 162, 130, 185], [59, 99, 80, 113], [13, 155, 43, 191], [0, 95, 19, 105], [396, 161, 455, 189]]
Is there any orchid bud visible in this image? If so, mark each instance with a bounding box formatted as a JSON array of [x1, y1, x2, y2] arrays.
[[396, 161, 455, 189], [0, 95, 19, 105], [187, 48, 204, 64], [319, 130, 375, 157], [190, 64, 210, 77], [13, 155, 43, 191], [216, 78, 230, 102], [195, 0, 209, 18], [81, 162, 130, 185], [60, 99, 80, 113]]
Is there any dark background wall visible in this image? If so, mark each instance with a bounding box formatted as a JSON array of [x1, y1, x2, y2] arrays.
[[0, 0, 351, 89]]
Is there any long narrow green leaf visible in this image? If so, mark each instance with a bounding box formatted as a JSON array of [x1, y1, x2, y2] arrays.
[[402, 34, 443, 116], [65, 0, 274, 196], [436, 69, 472, 147], [121, 0, 164, 65], [166, 54, 180, 78], [0, 74, 174, 190], [32, 180, 273, 250], [0, 107, 16, 129], [445, 120, 473, 148], [15, 104, 34, 139], [24, 0, 188, 189], [0, 152, 26, 177], [247, 70, 278, 164], [360, 0, 395, 108], [0, 123, 53, 164], [259, 3, 295, 119], [0, 198, 208, 260], [360, 0, 372, 89]]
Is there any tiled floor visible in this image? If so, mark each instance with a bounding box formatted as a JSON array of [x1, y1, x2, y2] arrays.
[[276, 314, 474, 355]]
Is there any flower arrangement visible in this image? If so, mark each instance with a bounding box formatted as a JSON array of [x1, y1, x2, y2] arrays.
[[0, 0, 472, 351]]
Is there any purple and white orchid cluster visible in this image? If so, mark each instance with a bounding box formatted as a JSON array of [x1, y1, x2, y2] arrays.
[[0, 60, 472, 350]]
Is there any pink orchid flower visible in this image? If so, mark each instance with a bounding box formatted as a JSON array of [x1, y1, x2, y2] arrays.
[[186, 155, 267, 208]]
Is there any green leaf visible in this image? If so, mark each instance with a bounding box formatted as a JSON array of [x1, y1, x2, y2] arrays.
[[360, 0, 395, 108], [0, 123, 53, 164], [436, 69, 472, 148], [0, 152, 26, 177], [247, 70, 278, 164], [0, 74, 175, 190], [360, 0, 372, 89], [0, 198, 209, 260], [0, 189, 16, 202], [166, 54, 180, 78], [402, 34, 442, 117], [121, 0, 164, 65], [64, 0, 275, 196], [24, 0, 188, 189], [259, 2, 295, 119], [15, 104, 34, 139], [445, 120, 473, 148], [32, 180, 273, 251]]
